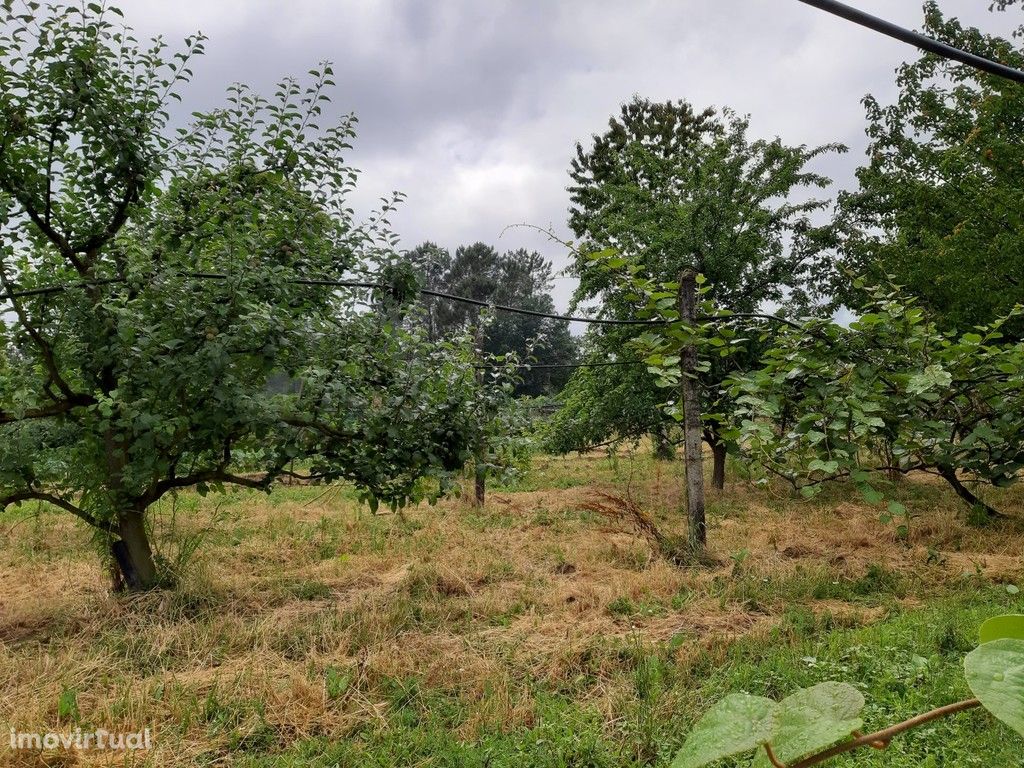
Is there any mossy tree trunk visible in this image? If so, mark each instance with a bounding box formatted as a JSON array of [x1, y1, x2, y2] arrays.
[[112, 509, 158, 591], [711, 442, 727, 490]]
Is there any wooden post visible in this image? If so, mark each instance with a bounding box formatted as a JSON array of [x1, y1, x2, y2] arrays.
[[678, 269, 706, 550], [473, 321, 486, 507], [474, 458, 486, 506]]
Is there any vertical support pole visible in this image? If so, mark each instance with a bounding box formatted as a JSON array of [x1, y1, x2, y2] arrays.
[[678, 269, 706, 550], [473, 321, 486, 507]]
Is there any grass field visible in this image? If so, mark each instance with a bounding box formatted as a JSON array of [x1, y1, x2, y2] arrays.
[[2, 451, 1024, 767]]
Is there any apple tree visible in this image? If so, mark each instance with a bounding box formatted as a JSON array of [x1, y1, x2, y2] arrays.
[[0, 3, 476, 589]]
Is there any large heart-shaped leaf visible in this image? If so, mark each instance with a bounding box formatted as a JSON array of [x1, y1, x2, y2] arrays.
[[979, 615, 1024, 645], [965, 637, 1024, 736], [671, 694, 776, 768], [751, 682, 864, 767]]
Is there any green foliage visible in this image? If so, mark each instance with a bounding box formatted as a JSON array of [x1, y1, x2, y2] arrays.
[[543, 338, 669, 455], [556, 97, 843, 460], [674, 615, 1024, 768], [670, 694, 775, 768], [979, 615, 1024, 644], [0, 3, 478, 588], [57, 686, 80, 723], [749, 683, 863, 767], [965, 638, 1024, 737], [406, 241, 577, 397], [568, 98, 843, 312], [730, 284, 1024, 518], [837, 2, 1024, 338], [672, 684, 865, 768], [460, 328, 536, 492]]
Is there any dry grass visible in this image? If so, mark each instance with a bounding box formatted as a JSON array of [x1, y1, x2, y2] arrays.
[[1, 452, 1022, 766]]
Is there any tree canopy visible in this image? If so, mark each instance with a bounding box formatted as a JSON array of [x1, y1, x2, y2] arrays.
[[406, 241, 577, 397], [837, 1, 1024, 338], [730, 285, 1024, 522], [554, 97, 843, 481], [0, 3, 477, 589]]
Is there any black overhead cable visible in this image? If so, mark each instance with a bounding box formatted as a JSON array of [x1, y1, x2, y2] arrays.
[[187, 272, 381, 291], [0, 273, 805, 330], [0, 272, 666, 326], [3, 277, 125, 299], [797, 0, 1024, 85], [1, 272, 823, 376], [474, 360, 646, 371], [1, 273, 380, 299], [417, 287, 662, 326]]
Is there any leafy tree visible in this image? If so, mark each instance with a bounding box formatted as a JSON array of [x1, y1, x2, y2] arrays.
[[543, 342, 673, 457], [560, 97, 843, 486], [462, 325, 534, 505], [730, 285, 1024, 521], [404, 241, 451, 341], [0, 3, 476, 590], [837, 1, 1024, 338], [407, 242, 577, 397]]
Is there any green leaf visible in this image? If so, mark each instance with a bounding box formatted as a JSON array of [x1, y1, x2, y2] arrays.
[[907, 364, 953, 395], [809, 458, 839, 475], [325, 666, 351, 700], [980, 615, 1024, 645], [887, 500, 907, 517], [965, 638, 1024, 736], [58, 687, 80, 722], [671, 694, 776, 768], [859, 485, 884, 505], [752, 682, 863, 767]]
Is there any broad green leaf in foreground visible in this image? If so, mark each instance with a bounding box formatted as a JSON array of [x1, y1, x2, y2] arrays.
[[752, 682, 864, 767], [979, 615, 1024, 645], [965, 637, 1024, 736], [671, 694, 776, 768]]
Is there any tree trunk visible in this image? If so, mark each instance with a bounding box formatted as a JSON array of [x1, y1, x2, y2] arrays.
[[883, 442, 902, 483], [652, 429, 676, 461], [113, 509, 158, 591], [678, 269, 706, 551], [711, 442, 727, 490], [937, 466, 1003, 519], [474, 465, 486, 507]]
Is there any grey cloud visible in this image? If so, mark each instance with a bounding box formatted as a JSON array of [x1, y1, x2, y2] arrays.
[[120, 0, 1021, 311]]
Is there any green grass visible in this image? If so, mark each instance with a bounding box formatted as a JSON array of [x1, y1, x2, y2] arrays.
[[6, 450, 1024, 767], [227, 586, 1024, 767]]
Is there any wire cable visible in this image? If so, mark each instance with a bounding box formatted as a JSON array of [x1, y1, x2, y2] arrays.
[[418, 287, 662, 326], [474, 360, 646, 371], [797, 0, 1024, 84], [1, 274, 806, 330], [0, 272, 667, 326]]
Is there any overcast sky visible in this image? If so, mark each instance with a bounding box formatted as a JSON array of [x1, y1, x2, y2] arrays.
[[123, 0, 1020, 311]]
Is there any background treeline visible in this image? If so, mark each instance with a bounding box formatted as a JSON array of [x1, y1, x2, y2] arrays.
[[404, 241, 578, 397]]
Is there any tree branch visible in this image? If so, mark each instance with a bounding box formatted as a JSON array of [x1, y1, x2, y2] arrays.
[[0, 398, 92, 425], [0, 269, 85, 403], [937, 466, 1005, 518], [0, 179, 85, 273], [77, 184, 140, 263], [783, 698, 981, 768], [0, 490, 99, 528], [137, 465, 285, 508]]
